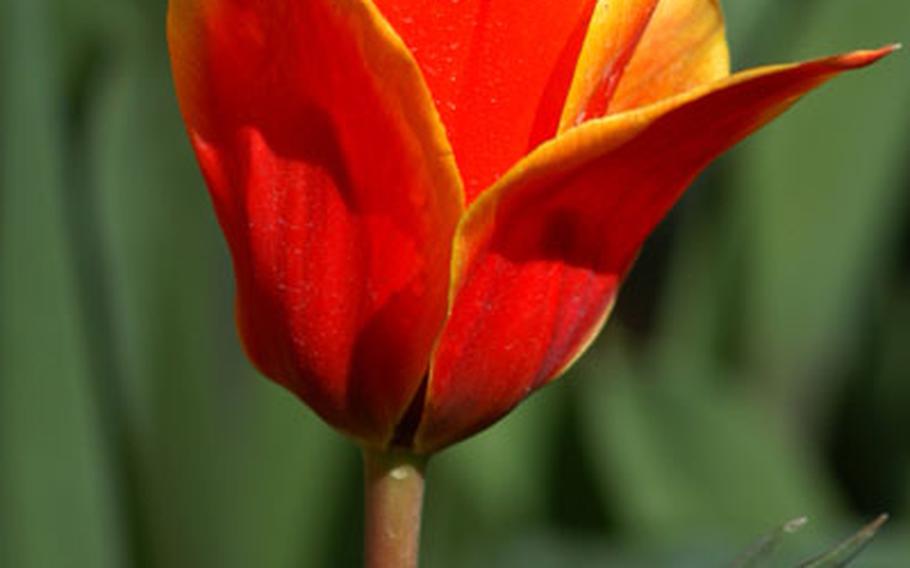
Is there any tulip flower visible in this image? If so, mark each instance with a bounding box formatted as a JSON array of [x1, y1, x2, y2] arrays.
[[167, 0, 893, 565]]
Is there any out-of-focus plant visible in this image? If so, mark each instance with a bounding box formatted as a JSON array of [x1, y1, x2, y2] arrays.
[[733, 515, 888, 567]]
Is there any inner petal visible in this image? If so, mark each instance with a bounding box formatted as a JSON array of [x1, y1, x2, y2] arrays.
[[608, 0, 729, 113], [374, 0, 597, 203]]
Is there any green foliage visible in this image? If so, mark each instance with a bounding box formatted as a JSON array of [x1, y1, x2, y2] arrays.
[[1, 0, 907, 566], [731, 516, 810, 567], [798, 515, 889, 568], [731, 515, 890, 568]]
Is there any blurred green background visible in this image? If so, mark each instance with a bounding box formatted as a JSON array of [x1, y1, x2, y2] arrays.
[[1, 0, 909, 566]]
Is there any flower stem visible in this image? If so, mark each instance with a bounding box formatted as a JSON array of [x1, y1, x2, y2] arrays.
[[362, 448, 428, 568]]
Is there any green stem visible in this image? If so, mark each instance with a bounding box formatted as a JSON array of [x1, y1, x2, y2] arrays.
[[362, 448, 428, 568]]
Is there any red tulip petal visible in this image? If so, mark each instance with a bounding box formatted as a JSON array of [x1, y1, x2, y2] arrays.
[[561, 0, 729, 128], [168, 0, 463, 446], [415, 47, 896, 453], [373, 0, 597, 203]]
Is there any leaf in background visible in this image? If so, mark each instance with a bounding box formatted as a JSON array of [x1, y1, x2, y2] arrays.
[[720, 0, 783, 64], [0, 0, 120, 566], [798, 514, 888, 568], [489, 522, 907, 568], [731, 516, 808, 568], [722, 2, 838, 68], [575, 329, 839, 539], [871, 286, 910, 505], [649, 172, 743, 387], [883, 292, 910, 515], [735, 0, 910, 429]]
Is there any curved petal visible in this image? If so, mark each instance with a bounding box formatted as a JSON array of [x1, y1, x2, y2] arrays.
[[373, 0, 597, 202], [558, 0, 660, 129], [610, 0, 730, 113], [415, 47, 896, 453], [560, 0, 729, 129], [168, 0, 463, 446]]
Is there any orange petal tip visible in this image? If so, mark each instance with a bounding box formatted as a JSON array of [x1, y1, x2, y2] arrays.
[[841, 44, 901, 67]]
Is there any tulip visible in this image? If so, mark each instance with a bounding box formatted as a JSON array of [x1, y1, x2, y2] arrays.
[[167, 0, 893, 565]]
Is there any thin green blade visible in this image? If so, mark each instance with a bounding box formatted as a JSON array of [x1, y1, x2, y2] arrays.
[[731, 517, 809, 568], [798, 515, 889, 568]]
